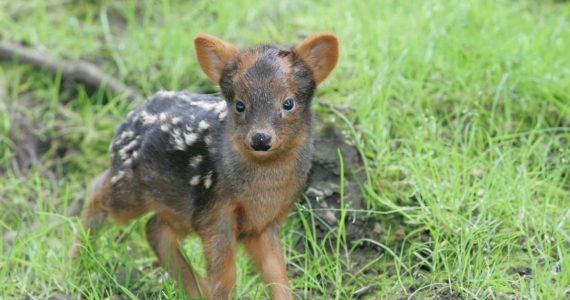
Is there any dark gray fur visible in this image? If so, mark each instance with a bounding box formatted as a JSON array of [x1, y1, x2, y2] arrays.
[[108, 89, 313, 228]]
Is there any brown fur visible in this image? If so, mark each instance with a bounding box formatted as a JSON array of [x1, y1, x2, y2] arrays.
[[146, 215, 210, 298], [235, 49, 261, 78], [73, 33, 339, 300], [243, 225, 291, 300], [195, 33, 240, 83], [294, 33, 339, 85], [70, 169, 110, 258]]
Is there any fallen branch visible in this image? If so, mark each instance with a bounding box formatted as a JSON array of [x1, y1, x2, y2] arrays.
[[0, 42, 352, 113], [0, 43, 143, 102]]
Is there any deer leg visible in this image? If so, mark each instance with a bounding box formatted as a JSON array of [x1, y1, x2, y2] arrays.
[[146, 215, 209, 299], [70, 169, 112, 258], [199, 215, 237, 300], [243, 224, 292, 300]]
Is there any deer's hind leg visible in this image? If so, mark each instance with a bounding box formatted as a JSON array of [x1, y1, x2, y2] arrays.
[[71, 169, 146, 258], [71, 169, 113, 258]]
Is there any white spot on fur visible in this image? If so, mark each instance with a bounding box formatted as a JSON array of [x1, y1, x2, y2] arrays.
[[119, 138, 139, 160], [159, 112, 168, 122], [204, 135, 212, 145], [190, 175, 200, 186], [160, 124, 170, 132], [111, 170, 125, 184], [214, 101, 227, 114], [122, 130, 135, 140], [123, 158, 133, 167], [179, 93, 192, 101], [199, 120, 210, 130], [191, 101, 216, 110], [171, 128, 186, 150], [171, 117, 181, 125], [203, 171, 213, 189], [218, 110, 227, 120], [184, 132, 198, 145], [191, 100, 226, 113], [131, 113, 140, 123], [190, 155, 203, 168], [141, 111, 157, 126], [132, 151, 139, 159], [115, 130, 135, 145], [157, 90, 177, 98]]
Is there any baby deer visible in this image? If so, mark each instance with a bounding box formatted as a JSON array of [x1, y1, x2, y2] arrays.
[[72, 33, 339, 299]]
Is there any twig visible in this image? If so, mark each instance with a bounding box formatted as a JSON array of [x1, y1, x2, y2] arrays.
[[0, 42, 143, 102], [316, 99, 353, 114], [353, 283, 379, 299]]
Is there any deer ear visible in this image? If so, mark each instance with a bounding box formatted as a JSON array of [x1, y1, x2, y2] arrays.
[[295, 33, 339, 86], [194, 33, 239, 83]]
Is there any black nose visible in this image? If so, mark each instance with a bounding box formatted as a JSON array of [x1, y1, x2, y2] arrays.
[[250, 132, 272, 151]]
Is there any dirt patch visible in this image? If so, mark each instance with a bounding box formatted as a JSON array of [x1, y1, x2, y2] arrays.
[[304, 117, 375, 248], [508, 266, 533, 277], [1, 93, 73, 182], [292, 115, 386, 297], [5, 96, 52, 177], [396, 287, 465, 300]]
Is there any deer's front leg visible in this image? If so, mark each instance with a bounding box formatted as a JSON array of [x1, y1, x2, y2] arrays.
[[244, 224, 292, 300], [146, 215, 209, 298], [199, 214, 237, 300]]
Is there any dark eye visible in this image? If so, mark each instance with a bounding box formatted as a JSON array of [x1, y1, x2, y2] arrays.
[[282, 98, 294, 111], [235, 100, 245, 113]]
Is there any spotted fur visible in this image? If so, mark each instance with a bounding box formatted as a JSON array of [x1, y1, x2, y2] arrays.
[[110, 91, 225, 197]]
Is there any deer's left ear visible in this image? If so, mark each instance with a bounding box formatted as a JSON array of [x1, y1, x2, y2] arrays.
[[294, 33, 339, 86], [194, 33, 240, 84]]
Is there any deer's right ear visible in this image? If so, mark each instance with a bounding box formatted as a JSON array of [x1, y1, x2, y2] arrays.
[[194, 34, 239, 84]]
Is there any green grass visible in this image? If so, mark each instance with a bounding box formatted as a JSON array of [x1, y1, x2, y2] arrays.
[[1, 0, 569, 299]]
